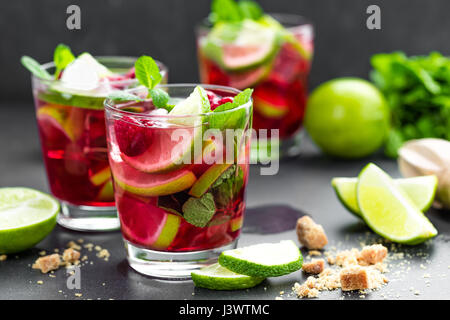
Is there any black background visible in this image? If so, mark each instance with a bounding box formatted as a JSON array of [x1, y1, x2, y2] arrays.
[[1, 0, 450, 102]]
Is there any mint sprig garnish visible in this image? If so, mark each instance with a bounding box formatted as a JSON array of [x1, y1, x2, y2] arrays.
[[209, 88, 253, 130], [20, 56, 52, 80], [53, 44, 75, 79], [209, 0, 263, 25], [108, 55, 170, 109], [135, 55, 162, 89]]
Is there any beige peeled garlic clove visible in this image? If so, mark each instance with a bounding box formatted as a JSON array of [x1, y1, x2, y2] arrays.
[[398, 138, 450, 210]]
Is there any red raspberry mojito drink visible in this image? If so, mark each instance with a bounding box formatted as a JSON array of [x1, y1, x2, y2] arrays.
[[105, 83, 252, 278], [197, 4, 313, 153], [23, 47, 167, 231]]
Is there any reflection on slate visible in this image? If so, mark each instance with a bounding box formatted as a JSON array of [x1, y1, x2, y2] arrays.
[[242, 205, 306, 234]]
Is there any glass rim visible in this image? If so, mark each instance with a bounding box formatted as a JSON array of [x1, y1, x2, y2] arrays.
[[104, 83, 253, 119], [32, 55, 168, 84], [196, 12, 314, 32]]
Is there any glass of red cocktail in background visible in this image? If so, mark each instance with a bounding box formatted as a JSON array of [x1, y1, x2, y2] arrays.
[[31, 56, 168, 231], [197, 14, 313, 159], [105, 84, 252, 279]]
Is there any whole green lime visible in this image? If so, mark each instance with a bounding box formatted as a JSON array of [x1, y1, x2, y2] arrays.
[[305, 78, 390, 158]]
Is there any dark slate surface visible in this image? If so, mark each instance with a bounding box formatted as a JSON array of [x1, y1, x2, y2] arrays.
[[0, 103, 449, 300]]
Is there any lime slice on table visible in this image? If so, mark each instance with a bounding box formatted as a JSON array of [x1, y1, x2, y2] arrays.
[[218, 240, 302, 277], [357, 164, 437, 245], [332, 175, 438, 216], [0, 188, 59, 254], [191, 263, 264, 290]]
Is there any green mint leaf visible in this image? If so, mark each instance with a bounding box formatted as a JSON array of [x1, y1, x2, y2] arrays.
[[20, 56, 52, 80], [182, 193, 216, 228], [233, 88, 254, 106], [107, 91, 143, 102], [150, 88, 170, 108], [238, 1, 263, 20], [53, 43, 75, 79], [209, 88, 253, 130], [135, 55, 162, 89], [210, 0, 242, 24]]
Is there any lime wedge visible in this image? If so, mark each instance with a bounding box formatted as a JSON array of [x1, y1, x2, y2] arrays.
[[357, 164, 437, 245], [218, 240, 302, 277], [169, 86, 210, 126], [332, 175, 438, 216], [0, 188, 59, 254], [191, 263, 265, 290]]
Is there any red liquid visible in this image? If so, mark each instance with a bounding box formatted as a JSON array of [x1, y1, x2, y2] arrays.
[[107, 98, 250, 252], [198, 25, 313, 139], [34, 99, 114, 207]]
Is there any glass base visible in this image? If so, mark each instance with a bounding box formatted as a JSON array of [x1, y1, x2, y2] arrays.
[[125, 239, 239, 280], [57, 202, 120, 232], [251, 130, 304, 163]]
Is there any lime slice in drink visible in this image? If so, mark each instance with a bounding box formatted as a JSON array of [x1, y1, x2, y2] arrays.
[[0, 188, 59, 254], [357, 164, 438, 245], [169, 86, 210, 120], [191, 263, 265, 290], [202, 20, 280, 71], [218, 240, 302, 277], [45, 53, 114, 109], [332, 175, 438, 216]]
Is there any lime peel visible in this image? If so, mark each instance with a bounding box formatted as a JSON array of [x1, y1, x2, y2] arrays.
[[191, 263, 264, 290], [218, 240, 303, 277]]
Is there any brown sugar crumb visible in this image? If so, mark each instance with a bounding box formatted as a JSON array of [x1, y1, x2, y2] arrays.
[[296, 216, 328, 250], [67, 241, 81, 251], [0, 255, 7, 261], [315, 268, 341, 290], [32, 254, 61, 273], [340, 266, 370, 291], [302, 259, 325, 275], [293, 282, 319, 298], [357, 244, 387, 266], [335, 248, 359, 267], [308, 250, 322, 256], [63, 248, 81, 264], [97, 249, 110, 260]]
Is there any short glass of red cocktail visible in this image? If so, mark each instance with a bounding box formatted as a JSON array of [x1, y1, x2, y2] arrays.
[[31, 56, 168, 231], [105, 84, 252, 279], [197, 14, 313, 159]]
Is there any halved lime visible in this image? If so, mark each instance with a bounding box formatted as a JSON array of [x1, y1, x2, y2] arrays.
[[218, 240, 302, 277], [332, 175, 438, 216], [0, 188, 59, 254], [357, 164, 437, 245], [191, 263, 264, 290]]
